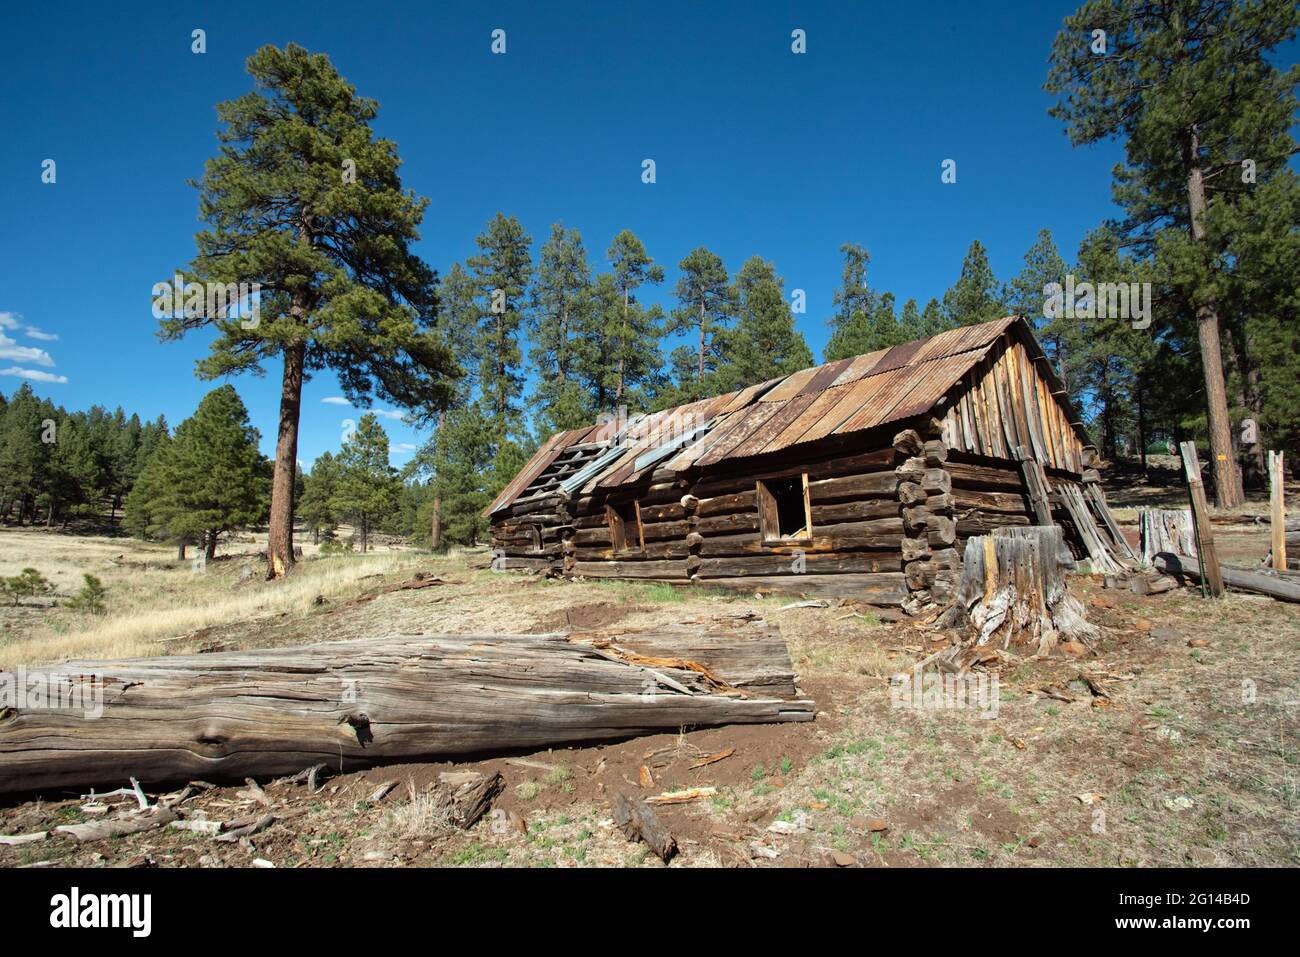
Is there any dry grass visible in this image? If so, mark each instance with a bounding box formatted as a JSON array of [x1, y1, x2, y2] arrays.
[[0, 527, 429, 669]]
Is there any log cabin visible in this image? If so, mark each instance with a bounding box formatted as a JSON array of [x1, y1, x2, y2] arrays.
[[484, 316, 1135, 612]]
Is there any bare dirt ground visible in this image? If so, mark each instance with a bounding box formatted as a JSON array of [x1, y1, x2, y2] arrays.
[[1, 514, 1297, 869]]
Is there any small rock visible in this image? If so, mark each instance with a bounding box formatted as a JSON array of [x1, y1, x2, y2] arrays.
[[830, 851, 856, 867], [1026, 836, 1040, 848], [1133, 618, 1153, 632], [749, 843, 780, 860], [1187, 638, 1210, 648], [1164, 795, 1194, 812], [251, 858, 275, 868]]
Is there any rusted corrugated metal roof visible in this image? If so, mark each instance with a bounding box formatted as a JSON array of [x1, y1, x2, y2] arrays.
[[486, 316, 1071, 515]]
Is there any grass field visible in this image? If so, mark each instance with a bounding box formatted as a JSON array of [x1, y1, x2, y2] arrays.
[[1, 522, 1297, 868]]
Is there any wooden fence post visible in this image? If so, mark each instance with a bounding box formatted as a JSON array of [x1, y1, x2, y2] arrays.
[[1179, 441, 1224, 598], [1270, 450, 1287, 571]]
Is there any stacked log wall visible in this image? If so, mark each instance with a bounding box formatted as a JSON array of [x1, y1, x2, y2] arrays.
[[893, 425, 960, 610], [488, 492, 573, 574], [684, 441, 908, 605], [570, 479, 694, 580]]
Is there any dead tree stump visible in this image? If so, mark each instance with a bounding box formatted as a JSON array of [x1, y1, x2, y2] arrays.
[[1139, 508, 1197, 564], [936, 525, 1096, 656]]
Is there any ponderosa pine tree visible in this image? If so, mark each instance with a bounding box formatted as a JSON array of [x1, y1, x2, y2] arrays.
[[156, 385, 269, 560], [943, 240, 1006, 327], [1045, 0, 1298, 505], [898, 298, 924, 341], [607, 230, 665, 404], [669, 247, 733, 395], [162, 43, 457, 577], [331, 413, 400, 553], [824, 243, 875, 360], [863, 291, 905, 352], [530, 224, 594, 433], [468, 214, 532, 428], [1006, 230, 1073, 386], [298, 450, 341, 544], [919, 298, 949, 337], [713, 256, 812, 391]]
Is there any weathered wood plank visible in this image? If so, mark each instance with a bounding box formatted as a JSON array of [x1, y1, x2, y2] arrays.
[[0, 626, 814, 795]]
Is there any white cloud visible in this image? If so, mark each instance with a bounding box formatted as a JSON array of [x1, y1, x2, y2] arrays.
[[0, 334, 55, 367], [25, 326, 58, 341], [392, 442, 417, 454], [374, 409, 405, 421], [1, 366, 68, 384], [321, 396, 350, 406], [0, 312, 19, 330]]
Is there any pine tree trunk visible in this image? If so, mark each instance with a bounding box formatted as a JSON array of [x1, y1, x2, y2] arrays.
[[1184, 134, 1243, 508], [267, 339, 306, 578], [177, 541, 186, 561], [616, 288, 628, 404], [205, 531, 217, 561], [697, 301, 706, 382], [431, 414, 443, 552]]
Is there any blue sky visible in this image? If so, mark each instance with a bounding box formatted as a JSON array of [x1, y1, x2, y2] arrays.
[[1, 0, 1203, 468]]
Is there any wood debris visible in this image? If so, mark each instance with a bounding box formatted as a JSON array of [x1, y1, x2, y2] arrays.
[[644, 787, 716, 805], [612, 792, 677, 862]]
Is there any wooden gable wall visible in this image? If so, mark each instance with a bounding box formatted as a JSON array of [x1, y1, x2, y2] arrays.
[[938, 335, 1088, 474]]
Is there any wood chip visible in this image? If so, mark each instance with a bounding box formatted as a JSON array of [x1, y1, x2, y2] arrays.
[[645, 787, 716, 805], [688, 748, 735, 770]]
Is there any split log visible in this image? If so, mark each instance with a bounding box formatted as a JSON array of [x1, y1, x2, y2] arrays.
[[936, 526, 1097, 655], [0, 625, 814, 795], [923, 439, 948, 466]]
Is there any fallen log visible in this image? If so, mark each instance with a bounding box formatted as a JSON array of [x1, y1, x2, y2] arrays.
[[0, 624, 813, 796], [1153, 554, 1300, 604]]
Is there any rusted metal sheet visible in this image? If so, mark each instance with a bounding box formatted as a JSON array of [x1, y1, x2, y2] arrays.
[[695, 402, 787, 467], [764, 384, 856, 450], [824, 366, 916, 435], [828, 348, 890, 388], [880, 351, 988, 424], [758, 365, 820, 403], [724, 393, 818, 460], [797, 357, 853, 396], [788, 375, 889, 447]]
